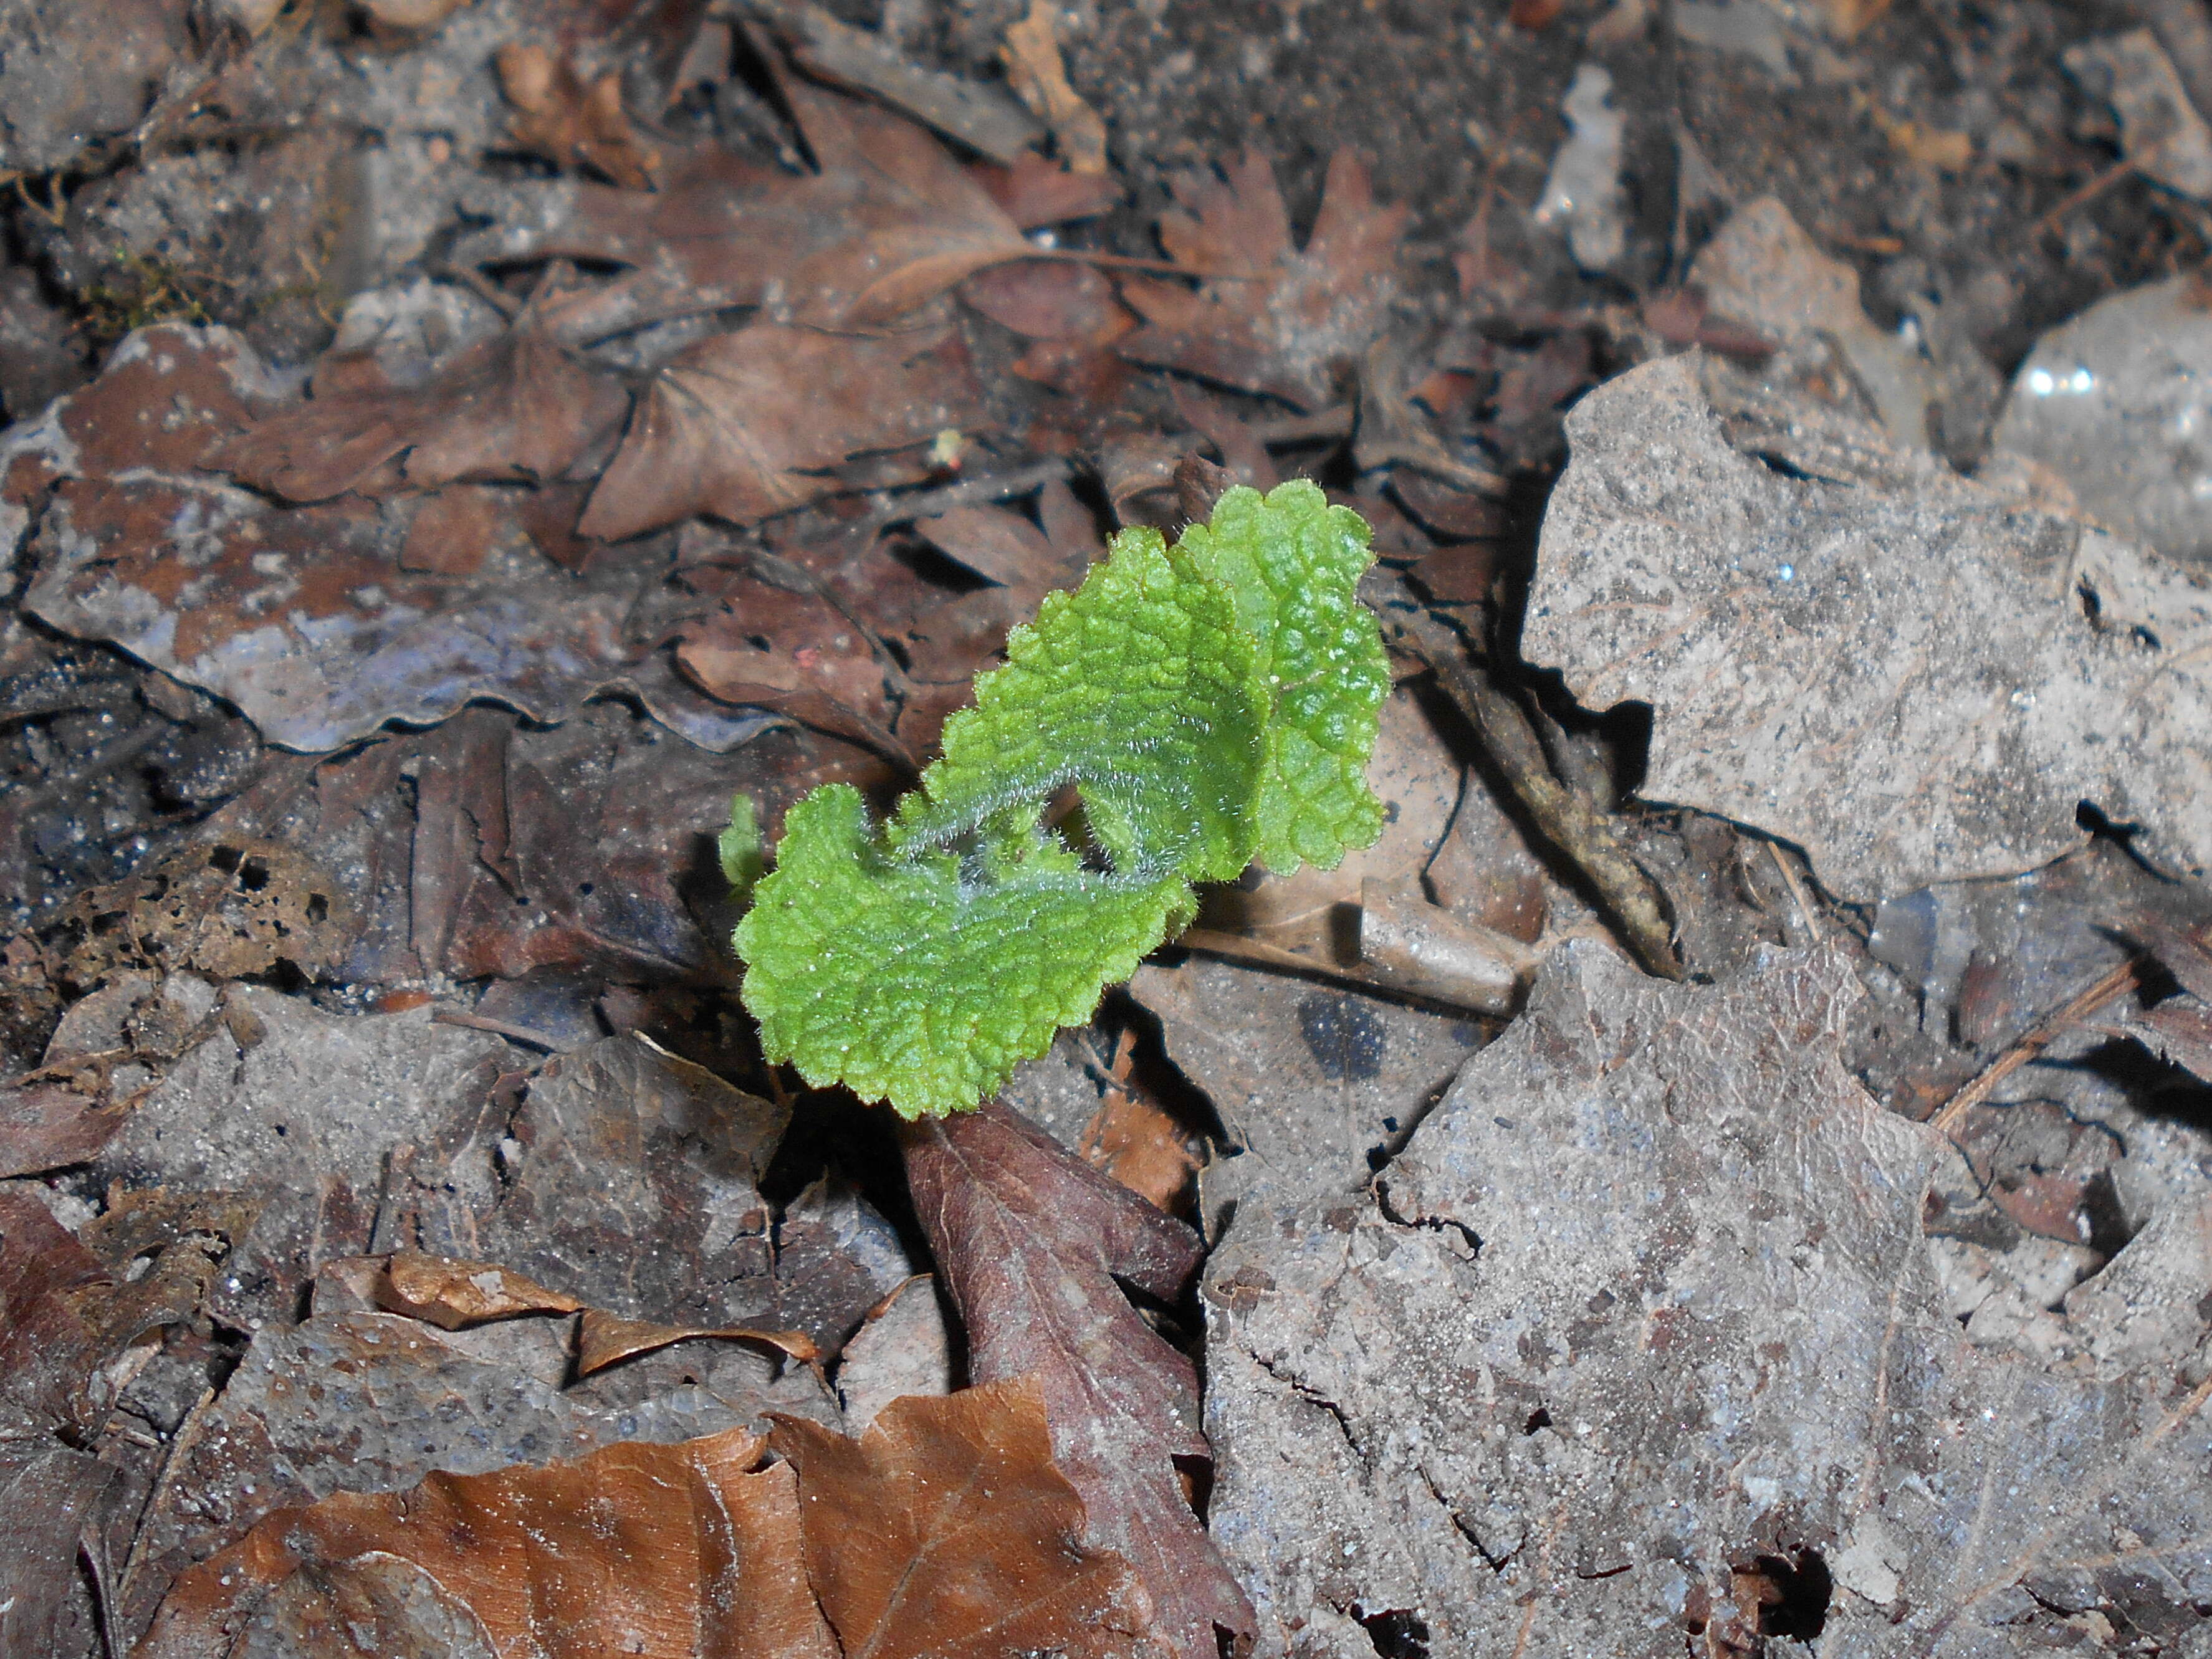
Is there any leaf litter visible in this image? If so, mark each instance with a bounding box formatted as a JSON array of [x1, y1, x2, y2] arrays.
[[4, 3, 2212, 1658]]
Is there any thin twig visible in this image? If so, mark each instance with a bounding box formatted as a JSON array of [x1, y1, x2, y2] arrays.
[[1366, 571, 1682, 979], [1926, 956, 2143, 1137], [1766, 840, 1822, 945], [430, 1008, 567, 1049]]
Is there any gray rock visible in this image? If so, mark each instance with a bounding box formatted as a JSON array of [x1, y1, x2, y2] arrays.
[[1202, 942, 2212, 1655]]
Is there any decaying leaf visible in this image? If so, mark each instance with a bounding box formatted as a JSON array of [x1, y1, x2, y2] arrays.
[[1117, 149, 1407, 410], [1203, 942, 2212, 1653], [495, 43, 662, 190], [218, 315, 629, 503], [1524, 353, 2212, 899], [899, 1105, 1255, 1658], [578, 320, 986, 540], [770, 1376, 1157, 1659], [18, 325, 770, 753], [465, 74, 1034, 340], [138, 1425, 837, 1659]]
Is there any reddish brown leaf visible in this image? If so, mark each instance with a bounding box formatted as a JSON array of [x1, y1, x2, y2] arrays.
[[578, 322, 985, 540], [496, 43, 662, 190], [769, 1377, 1158, 1659], [374, 1249, 585, 1330], [136, 1426, 838, 1659], [2119, 1000, 2212, 1081], [0, 1433, 117, 1659], [219, 319, 630, 504], [1117, 148, 1407, 410], [914, 477, 1099, 591], [0, 1189, 112, 1435], [0, 1081, 122, 1177], [899, 1104, 1254, 1659]]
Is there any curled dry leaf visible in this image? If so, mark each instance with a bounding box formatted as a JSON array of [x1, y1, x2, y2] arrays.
[[899, 1104, 1255, 1659], [495, 43, 661, 191], [218, 317, 630, 503], [137, 1426, 838, 1659], [769, 1376, 1159, 1659], [578, 321, 987, 540], [19, 325, 770, 752], [1118, 148, 1408, 411], [576, 1308, 819, 1376], [373, 1249, 584, 1330], [0, 1081, 122, 1178]]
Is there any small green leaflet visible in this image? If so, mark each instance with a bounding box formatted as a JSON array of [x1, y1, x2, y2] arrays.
[[734, 480, 1387, 1119]]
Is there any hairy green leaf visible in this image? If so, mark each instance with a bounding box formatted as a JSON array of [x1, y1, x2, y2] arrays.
[[734, 482, 1386, 1117], [1174, 480, 1389, 873]]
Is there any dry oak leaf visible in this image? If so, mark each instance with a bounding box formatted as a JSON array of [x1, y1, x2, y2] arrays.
[[219, 317, 629, 504], [136, 1426, 837, 1659], [578, 320, 985, 540], [768, 1375, 1159, 1659], [496, 43, 661, 191], [471, 75, 1034, 340], [1117, 148, 1408, 411], [900, 1104, 1256, 1659]]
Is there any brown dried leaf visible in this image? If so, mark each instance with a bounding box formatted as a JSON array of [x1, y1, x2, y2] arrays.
[[1000, 0, 1109, 175], [899, 1104, 1254, 1659], [674, 575, 906, 758], [22, 327, 767, 753], [960, 259, 1125, 340], [0, 1081, 123, 1177], [219, 318, 630, 503], [479, 77, 1032, 338], [576, 1308, 819, 1376], [52, 837, 355, 988], [496, 44, 662, 191], [769, 1377, 1159, 1659], [375, 1249, 584, 1330], [578, 322, 986, 540], [969, 150, 1123, 229], [0, 1428, 117, 1659], [1118, 148, 1407, 410], [138, 1426, 838, 1659], [0, 1189, 111, 1435]]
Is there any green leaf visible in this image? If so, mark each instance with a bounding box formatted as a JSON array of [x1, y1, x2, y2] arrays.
[[1173, 480, 1390, 873], [893, 527, 1269, 882], [735, 483, 1387, 1117], [734, 785, 1192, 1119]]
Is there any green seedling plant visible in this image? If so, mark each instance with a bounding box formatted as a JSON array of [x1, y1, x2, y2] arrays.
[[733, 480, 1390, 1118]]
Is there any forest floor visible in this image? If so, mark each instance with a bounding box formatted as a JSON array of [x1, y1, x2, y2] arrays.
[[2, 1, 2211, 1655]]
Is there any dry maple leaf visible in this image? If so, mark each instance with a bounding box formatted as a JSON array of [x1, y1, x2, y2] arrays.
[[899, 1104, 1256, 1659], [486, 73, 1033, 340], [578, 319, 985, 540], [769, 1376, 1159, 1659], [219, 317, 629, 502], [136, 1426, 837, 1659], [1116, 148, 1408, 410], [496, 42, 662, 191]]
